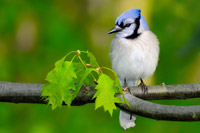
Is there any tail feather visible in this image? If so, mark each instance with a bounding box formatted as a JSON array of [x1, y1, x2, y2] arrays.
[[119, 110, 136, 130]]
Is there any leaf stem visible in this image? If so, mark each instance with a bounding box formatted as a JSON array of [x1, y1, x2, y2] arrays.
[[78, 55, 87, 69], [78, 55, 96, 81], [99, 67, 116, 77], [80, 51, 88, 54], [65, 51, 77, 58], [71, 55, 78, 62]]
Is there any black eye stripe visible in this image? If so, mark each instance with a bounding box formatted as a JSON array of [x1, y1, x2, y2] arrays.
[[124, 23, 131, 27], [118, 22, 124, 28], [117, 22, 132, 28], [117, 23, 132, 28]]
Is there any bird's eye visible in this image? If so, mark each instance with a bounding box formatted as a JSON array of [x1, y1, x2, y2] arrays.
[[124, 23, 131, 27]]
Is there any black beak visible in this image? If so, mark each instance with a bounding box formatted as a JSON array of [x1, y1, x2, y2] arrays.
[[108, 25, 123, 34]]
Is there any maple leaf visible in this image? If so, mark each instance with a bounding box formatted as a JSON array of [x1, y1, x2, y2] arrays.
[[72, 68, 93, 99], [41, 58, 77, 109], [93, 74, 123, 116], [87, 51, 99, 68]]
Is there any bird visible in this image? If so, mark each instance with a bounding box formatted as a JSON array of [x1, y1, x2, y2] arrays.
[[108, 9, 159, 130]]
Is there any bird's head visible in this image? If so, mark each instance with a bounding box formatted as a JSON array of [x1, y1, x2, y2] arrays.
[[108, 9, 149, 39]]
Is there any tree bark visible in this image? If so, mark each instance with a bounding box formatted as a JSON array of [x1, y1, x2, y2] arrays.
[[0, 81, 200, 121], [117, 94, 200, 121]]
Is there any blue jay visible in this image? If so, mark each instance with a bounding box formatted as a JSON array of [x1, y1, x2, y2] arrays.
[[108, 9, 159, 130]]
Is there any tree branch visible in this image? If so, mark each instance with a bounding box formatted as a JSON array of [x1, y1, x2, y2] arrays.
[[117, 94, 200, 121], [128, 83, 200, 100], [0, 81, 200, 121]]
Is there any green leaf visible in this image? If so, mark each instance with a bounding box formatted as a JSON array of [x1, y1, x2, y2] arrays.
[[102, 67, 130, 108], [83, 73, 96, 85], [93, 74, 123, 116], [87, 51, 99, 68], [72, 68, 93, 99], [73, 61, 96, 85], [41, 60, 77, 109], [73, 62, 85, 73]]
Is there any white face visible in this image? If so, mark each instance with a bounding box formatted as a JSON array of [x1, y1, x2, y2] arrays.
[[115, 23, 137, 38], [108, 17, 149, 38]]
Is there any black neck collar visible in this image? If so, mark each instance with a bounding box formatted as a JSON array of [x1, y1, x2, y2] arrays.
[[125, 16, 141, 39]]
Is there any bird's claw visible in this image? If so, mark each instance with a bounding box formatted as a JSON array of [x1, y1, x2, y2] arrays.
[[123, 87, 131, 94], [123, 78, 131, 93], [123, 87, 129, 92], [138, 79, 148, 95]]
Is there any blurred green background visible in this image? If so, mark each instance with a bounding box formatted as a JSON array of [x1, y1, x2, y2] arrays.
[[0, 0, 200, 133]]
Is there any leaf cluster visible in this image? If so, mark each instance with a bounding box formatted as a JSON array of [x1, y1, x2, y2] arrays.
[[41, 50, 128, 116]]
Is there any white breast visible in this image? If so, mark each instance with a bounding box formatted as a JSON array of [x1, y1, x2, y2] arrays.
[[110, 30, 159, 84]]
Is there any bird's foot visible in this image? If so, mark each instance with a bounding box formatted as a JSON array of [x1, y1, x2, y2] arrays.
[[123, 86, 129, 92], [138, 78, 148, 95], [122, 78, 131, 93], [122, 86, 131, 93]]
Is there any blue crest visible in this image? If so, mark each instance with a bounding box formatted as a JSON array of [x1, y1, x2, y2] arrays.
[[115, 9, 141, 25]]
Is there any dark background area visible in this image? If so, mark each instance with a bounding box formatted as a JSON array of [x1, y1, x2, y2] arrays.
[[0, 0, 199, 132]]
